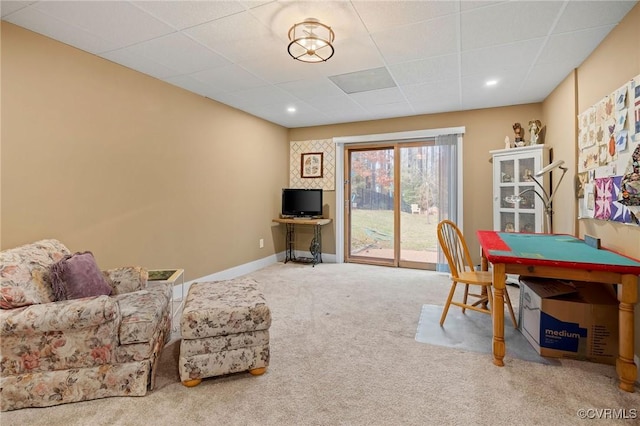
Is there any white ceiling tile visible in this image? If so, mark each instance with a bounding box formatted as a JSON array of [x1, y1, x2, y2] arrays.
[[461, 1, 563, 51], [389, 54, 459, 86], [3, 6, 115, 53], [162, 75, 218, 98], [305, 93, 365, 114], [351, 87, 405, 106], [360, 101, 416, 118], [461, 38, 545, 78], [0, 1, 37, 17], [403, 79, 461, 113], [32, 1, 175, 52], [277, 78, 346, 101], [122, 32, 230, 75], [223, 85, 297, 108], [554, 1, 637, 33], [537, 26, 613, 66], [185, 11, 283, 63], [460, 1, 503, 12], [372, 14, 459, 65], [190, 65, 266, 94], [133, 1, 246, 30], [100, 49, 179, 80], [353, 0, 459, 33], [2, 0, 635, 127], [521, 61, 577, 101]]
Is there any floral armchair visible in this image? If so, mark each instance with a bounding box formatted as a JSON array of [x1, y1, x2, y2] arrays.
[[0, 239, 171, 411]]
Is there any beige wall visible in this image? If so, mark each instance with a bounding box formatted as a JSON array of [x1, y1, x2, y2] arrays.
[[1, 23, 289, 280], [542, 3, 640, 358], [541, 70, 578, 236], [290, 105, 543, 261], [573, 3, 640, 259]]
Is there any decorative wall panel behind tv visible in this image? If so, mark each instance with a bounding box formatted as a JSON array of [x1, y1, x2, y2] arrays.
[[289, 139, 335, 191]]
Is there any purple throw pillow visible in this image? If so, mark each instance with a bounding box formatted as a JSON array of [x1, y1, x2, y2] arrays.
[[49, 251, 112, 300]]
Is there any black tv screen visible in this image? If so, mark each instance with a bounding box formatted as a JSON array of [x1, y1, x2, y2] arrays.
[[281, 188, 323, 218]]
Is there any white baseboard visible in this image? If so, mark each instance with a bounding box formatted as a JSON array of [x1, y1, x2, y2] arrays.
[[172, 251, 336, 300]]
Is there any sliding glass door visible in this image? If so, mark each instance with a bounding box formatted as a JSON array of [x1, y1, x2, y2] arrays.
[[347, 147, 396, 265], [345, 139, 455, 270]]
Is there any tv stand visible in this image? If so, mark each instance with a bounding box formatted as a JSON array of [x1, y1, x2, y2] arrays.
[[272, 218, 332, 266]]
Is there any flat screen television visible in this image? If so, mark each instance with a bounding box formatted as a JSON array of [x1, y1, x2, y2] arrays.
[[281, 188, 323, 218]]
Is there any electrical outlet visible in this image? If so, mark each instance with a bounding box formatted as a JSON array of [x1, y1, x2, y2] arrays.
[[259, 238, 264, 249]]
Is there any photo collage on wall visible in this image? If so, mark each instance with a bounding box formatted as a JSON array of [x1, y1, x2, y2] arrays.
[[577, 74, 640, 226]]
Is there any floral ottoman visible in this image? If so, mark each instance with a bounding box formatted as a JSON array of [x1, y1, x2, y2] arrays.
[[178, 278, 271, 387]]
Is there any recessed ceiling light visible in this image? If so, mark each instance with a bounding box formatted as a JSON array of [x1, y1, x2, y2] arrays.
[[287, 106, 296, 113], [486, 79, 498, 86]]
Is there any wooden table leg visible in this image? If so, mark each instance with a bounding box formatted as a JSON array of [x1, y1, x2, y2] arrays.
[[480, 249, 489, 308], [616, 275, 638, 392], [491, 263, 506, 367]]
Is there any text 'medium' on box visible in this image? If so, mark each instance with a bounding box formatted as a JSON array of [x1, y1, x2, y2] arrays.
[[518, 277, 619, 365]]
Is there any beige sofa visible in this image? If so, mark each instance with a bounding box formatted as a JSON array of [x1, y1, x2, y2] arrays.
[[0, 239, 171, 411]]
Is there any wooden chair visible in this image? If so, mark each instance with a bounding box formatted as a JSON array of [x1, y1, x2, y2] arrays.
[[437, 220, 517, 328]]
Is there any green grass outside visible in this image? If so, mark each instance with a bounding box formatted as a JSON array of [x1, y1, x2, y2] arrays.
[[350, 209, 438, 252]]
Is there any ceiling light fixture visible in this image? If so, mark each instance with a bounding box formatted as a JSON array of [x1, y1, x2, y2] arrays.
[[288, 18, 335, 63], [486, 79, 498, 86]]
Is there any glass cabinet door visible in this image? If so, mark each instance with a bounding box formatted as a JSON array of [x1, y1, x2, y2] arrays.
[[492, 146, 547, 233]]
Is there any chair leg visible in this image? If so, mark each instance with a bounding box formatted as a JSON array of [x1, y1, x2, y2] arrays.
[[440, 282, 458, 326], [462, 284, 470, 314], [504, 289, 518, 328]]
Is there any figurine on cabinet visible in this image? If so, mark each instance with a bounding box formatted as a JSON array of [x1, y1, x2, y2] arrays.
[[504, 136, 511, 149], [529, 119, 542, 145], [513, 123, 525, 146]]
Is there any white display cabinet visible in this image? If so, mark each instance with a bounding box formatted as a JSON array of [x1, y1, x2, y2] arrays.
[[490, 145, 549, 233]]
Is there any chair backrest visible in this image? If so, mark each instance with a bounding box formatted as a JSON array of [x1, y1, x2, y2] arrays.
[[437, 220, 475, 278]]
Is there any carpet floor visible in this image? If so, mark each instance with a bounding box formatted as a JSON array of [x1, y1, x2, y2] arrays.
[[1, 262, 637, 425]]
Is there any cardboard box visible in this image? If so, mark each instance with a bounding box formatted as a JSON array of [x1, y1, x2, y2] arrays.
[[518, 277, 619, 365]]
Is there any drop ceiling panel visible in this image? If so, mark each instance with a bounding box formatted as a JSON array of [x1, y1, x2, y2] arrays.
[[554, 0, 637, 33], [2, 0, 636, 128], [184, 12, 283, 63], [120, 32, 230, 75], [403, 79, 461, 111], [351, 0, 459, 33], [277, 78, 347, 101], [32, 1, 175, 52], [460, 1, 563, 51], [189, 65, 266, 94], [133, 0, 246, 30], [537, 27, 613, 66], [0, 1, 36, 16], [162, 75, 221, 98], [461, 38, 544, 78], [389, 54, 460, 86], [350, 87, 405, 106], [372, 14, 459, 65], [100, 48, 178, 80], [4, 6, 117, 53]]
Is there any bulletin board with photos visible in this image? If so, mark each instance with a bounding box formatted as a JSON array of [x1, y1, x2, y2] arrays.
[[577, 74, 640, 226]]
